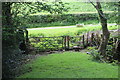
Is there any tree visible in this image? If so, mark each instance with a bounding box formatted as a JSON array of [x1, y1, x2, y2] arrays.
[[2, 1, 68, 78], [89, 0, 110, 57], [2, 2, 18, 47], [2, 1, 68, 47]]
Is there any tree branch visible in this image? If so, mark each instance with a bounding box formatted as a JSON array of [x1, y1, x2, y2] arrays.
[[89, 0, 107, 19], [88, 0, 97, 9], [96, 2, 107, 19]]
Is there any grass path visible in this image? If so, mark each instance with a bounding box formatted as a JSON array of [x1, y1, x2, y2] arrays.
[[28, 24, 117, 37], [27, 23, 117, 30], [18, 51, 118, 78]]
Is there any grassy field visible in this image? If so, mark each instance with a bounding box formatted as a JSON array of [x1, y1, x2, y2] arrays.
[[32, 2, 96, 15], [31, 2, 113, 15], [28, 25, 118, 37], [27, 1, 116, 28], [65, 2, 112, 14], [18, 51, 118, 78]]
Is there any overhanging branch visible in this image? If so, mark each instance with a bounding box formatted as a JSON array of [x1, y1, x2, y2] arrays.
[[89, 0, 107, 19], [88, 0, 97, 9], [96, 2, 107, 19]]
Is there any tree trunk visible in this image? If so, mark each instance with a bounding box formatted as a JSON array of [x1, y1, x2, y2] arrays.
[[98, 18, 110, 56], [2, 2, 16, 46], [96, 2, 110, 56], [89, 0, 110, 57], [2, 2, 13, 30]]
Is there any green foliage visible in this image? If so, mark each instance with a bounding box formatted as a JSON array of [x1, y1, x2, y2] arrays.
[[87, 46, 96, 50], [88, 39, 119, 64], [105, 44, 118, 63], [90, 50, 104, 62], [106, 45, 114, 58], [11, 2, 69, 28], [87, 47, 103, 62], [2, 30, 16, 47], [2, 2, 68, 47], [18, 52, 118, 78], [102, 2, 118, 11], [104, 2, 119, 24], [28, 13, 99, 23], [30, 37, 63, 51]]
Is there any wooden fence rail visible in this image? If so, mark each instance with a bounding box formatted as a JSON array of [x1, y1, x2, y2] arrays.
[[29, 32, 104, 52]]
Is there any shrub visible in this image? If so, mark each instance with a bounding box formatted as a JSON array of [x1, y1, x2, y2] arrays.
[[90, 50, 104, 62], [87, 47, 104, 62], [87, 46, 96, 50]]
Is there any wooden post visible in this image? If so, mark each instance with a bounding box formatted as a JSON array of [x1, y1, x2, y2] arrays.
[[86, 32, 89, 46], [82, 35, 85, 48], [64, 36, 66, 50], [79, 36, 81, 46], [62, 36, 64, 49], [25, 29, 29, 43], [91, 33, 94, 46], [23, 28, 29, 54], [67, 36, 70, 50]]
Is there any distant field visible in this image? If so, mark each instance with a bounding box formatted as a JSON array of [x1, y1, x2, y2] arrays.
[[31, 2, 113, 15], [27, 2, 115, 28], [65, 2, 112, 14]]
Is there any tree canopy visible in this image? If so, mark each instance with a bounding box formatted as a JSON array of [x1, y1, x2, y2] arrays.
[[2, 1, 69, 47]]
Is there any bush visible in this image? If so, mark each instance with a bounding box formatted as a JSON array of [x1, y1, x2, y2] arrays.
[[106, 45, 117, 63], [87, 46, 96, 50], [87, 47, 104, 62], [28, 13, 99, 24], [90, 50, 104, 62]]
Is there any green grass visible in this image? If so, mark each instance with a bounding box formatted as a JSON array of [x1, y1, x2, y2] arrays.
[[18, 51, 118, 78], [28, 25, 118, 37], [65, 2, 111, 14], [26, 21, 77, 28], [31, 2, 113, 15], [28, 26, 99, 37]]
